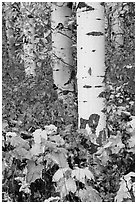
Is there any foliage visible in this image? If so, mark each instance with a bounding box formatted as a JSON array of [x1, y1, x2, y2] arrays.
[[2, 2, 135, 202]]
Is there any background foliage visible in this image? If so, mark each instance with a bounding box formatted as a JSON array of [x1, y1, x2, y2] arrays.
[[2, 2, 135, 202]]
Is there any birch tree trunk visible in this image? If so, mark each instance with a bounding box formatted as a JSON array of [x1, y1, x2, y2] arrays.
[[21, 2, 36, 77], [77, 2, 106, 139], [51, 2, 73, 93]]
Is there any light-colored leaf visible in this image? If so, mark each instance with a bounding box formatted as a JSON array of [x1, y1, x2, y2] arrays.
[[12, 147, 31, 160], [26, 160, 43, 183], [41, 130, 48, 140], [2, 122, 8, 132], [60, 178, 76, 198], [33, 129, 47, 144], [30, 143, 44, 156], [33, 129, 42, 144], [72, 167, 94, 184], [44, 124, 57, 135], [53, 167, 70, 182], [7, 136, 30, 150], [115, 172, 135, 202], [6, 132, 17, 137]]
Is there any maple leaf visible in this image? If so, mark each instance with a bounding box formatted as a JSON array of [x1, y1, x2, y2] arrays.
[[7, 135, 30, 150], [30, 143, 44, 156], [12, 147, 31, 160], [48, 150, 69, 168], [72, 167, 94, 184], [26, 160, 43, 183], [33, 129, 47, 144], [58, 178, 76, 198], [53, 167, 71, 182]]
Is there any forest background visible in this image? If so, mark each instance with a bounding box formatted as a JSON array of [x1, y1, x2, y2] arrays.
[[1, 1, 135, 202]]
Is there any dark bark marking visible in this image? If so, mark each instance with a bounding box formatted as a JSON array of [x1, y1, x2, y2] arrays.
[[67, 2, 73, 9], [83, 85, 92, 88], [88, 67, 92, 76], [100, 2, 105, 6], [56, 23, 64, 30], [86, 31, 104, 36], [97, 75, 104, 77], [96, 18, 101, 20], [77, 2, 95, 11], [88, 114, 100, 129], [92, 50, 96, 52], [95, 85, 102, 88], [80, 118, 88, 129], [83, 101, 87, 103]]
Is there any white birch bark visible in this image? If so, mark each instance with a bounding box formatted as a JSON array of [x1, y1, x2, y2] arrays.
[[77, 3, 106, 137], [21, 2, 36, 77], [51, 2, 73, 92]]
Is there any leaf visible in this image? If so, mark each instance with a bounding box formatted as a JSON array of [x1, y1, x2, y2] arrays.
[[44, 196, 60, 202], [115, 178, 131, 202], [7, 136, 30, 150], [49, 151, 69, 168], [30, 143, 44, 156], [40, 130, 48, 140], [44, 124, 57, 135], [52, 167, 70, 182], [72, 167, 94, 184], [97, 149, 110, 165], [127, 129, 135, 153], [77, 186, 102, 202], [33, 129, 42, 144], [26, 160, 43, 183], [109, 134, 125, 154], [60, 178, 76, 198], [33, 129, 47, 144], [49, 135, 65, 146], [6, 132, 17, 137], [2, 160, 7, 172], [12, 147, 32, 160], [2, 121, 8, 132]]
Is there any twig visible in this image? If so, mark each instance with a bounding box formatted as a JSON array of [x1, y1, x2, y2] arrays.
[[52, 53, 74, 68]]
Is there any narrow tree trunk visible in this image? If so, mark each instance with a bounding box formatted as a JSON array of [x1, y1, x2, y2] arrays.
[[77, 3, 106, 138], [51, 2, 73, 92], [107, 2, 124, 48], [21, 2, 36, 77], [4, 3, 16, 61]]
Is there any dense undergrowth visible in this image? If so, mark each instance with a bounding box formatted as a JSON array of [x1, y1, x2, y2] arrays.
[[2, 2, 135, 202]]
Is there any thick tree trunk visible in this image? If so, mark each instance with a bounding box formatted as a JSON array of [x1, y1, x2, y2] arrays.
[[21, 2, 36, 77], [51, 2, 73, 92], [77, 3, 106, 138]]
